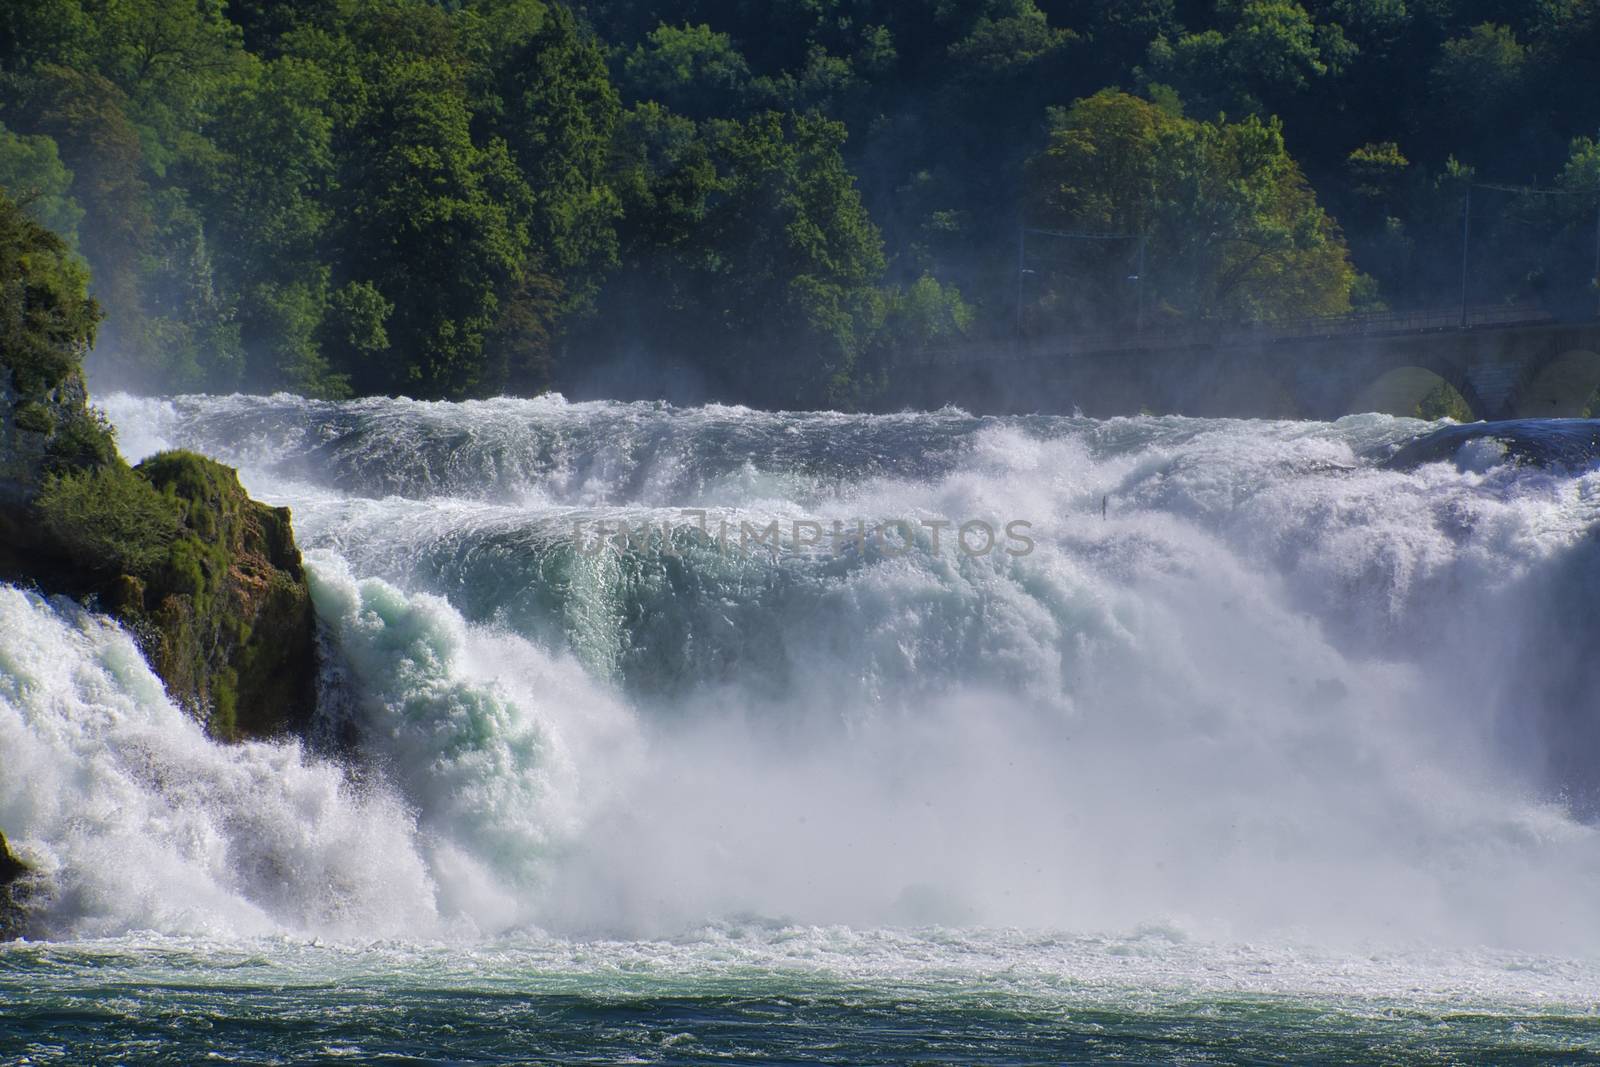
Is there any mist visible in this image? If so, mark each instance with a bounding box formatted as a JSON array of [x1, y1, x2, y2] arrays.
[[0, 392, 1562, 956]]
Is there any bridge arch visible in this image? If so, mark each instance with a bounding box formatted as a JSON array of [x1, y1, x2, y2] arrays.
[[1346, 365, 1485, 421], [1510, 349, 1600, 418]]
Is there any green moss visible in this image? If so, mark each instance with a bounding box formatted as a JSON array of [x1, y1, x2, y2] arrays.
[[140, 450, 245, 539], [13, 401, 53, 433], [105, 573, 146, 614], [44, 405, 119, 470], [1414, 379, 1474, 421], [121, 451, 316, 740], [34, 461, 182, 576]]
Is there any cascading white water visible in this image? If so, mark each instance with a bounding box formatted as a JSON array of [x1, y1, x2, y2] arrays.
[[4, 392, 1599, 950], [308, 555, 639, 930], [0, 551, 641, 939], [0, 585, 437, 938]]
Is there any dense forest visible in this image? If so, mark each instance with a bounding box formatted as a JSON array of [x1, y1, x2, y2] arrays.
[[0, 0, 1597, 408]]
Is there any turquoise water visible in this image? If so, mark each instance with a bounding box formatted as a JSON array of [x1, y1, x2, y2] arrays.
[[7, 931, 1600, 1064], [5, 397, 1600, 1062]]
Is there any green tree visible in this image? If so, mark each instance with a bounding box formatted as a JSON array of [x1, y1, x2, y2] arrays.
[[1026, 90, 1356, 327], [331, 28, 528, 396], [0, 121, 82, 241], [619, 23, 750, 119], [1143, 0, 1354, 119], [260, 0, 620, 398], [948, 0, 1074, 72], [1558, 136, 1600, 314], [0, 0, 250, 389], [860, 272, 972, 397], [184, 53, 340, 392], [0, 188, 100, 392], [1558, 137, 1600, 199], [8, 65, 154, 377], [584, 106, 886, 407], [1346, 141, 1409, 204], [71, 0, 245, 148], [1428, 23, 1527, 143], [480, 0, 620, 320]]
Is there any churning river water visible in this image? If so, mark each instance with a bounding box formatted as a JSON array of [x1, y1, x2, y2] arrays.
[[3, 394, 1600, 1063]]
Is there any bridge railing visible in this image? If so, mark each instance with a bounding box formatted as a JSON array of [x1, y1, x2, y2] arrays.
[[909, 302, 1558, 366], [1257, 302, 1552, 341]]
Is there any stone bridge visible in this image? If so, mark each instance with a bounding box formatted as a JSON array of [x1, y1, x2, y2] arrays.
[[886, 306, 1600, 420]]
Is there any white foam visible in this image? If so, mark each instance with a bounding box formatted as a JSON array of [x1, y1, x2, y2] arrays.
[[0, 587, 438, 938], [17, 393, 1590, 953]]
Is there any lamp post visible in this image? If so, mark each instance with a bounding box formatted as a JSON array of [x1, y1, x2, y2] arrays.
[[1592, 181, 1600, 320], [1459, 184, 1471, 328]]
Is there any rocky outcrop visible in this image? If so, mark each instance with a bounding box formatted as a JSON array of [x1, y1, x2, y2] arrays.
[[0, 191, 317, 741], [0, 437, 319, 741], [0, 830, 28, 940], [0, 364, 100, 491], [124, 452, 318, 739]]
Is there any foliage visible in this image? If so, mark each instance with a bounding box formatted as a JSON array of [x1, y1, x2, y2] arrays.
[[1558, 138, 1600, 198], [582, 104, 885, 407], [0, 0, 1597, 405], [1346, 142, 1408, 202], [0, 0, 617, 398], [1025, 91, 1354, 328], [880, 274, 974, 349], [34, 460, 181, 575], [0, 189, 99, 393], [1142, 0, 1354, 119], [1414, 379, 1474, 421], [44, 404, 119, 468], [0, 122, 83, 241], [619, 23, 750, 119], [1429, 23, 1528, 137]]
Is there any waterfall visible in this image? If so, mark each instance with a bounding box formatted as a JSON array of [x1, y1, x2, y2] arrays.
[[1, 393, 1597, 949]]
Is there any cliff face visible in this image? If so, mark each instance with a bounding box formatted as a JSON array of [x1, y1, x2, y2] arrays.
[[125, 453, 318, 740], [0, 363, 93, 492], [0, 830, 25, 939], [0, 392, 319, 742], [0, 192, 317, 742]]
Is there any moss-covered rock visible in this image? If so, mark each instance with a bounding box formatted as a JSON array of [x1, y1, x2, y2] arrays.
[[0, 831, 24, 885], [34, 460, 181, 574], [0, 830, 28, 940], [8, 450, 319, 740], [0, 363, 117, 498], [132, 451, 318, 740], [0, 190, 318, 741]]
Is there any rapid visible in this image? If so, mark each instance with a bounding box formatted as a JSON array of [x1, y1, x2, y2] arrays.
[[3, 394, 1599, 1062]]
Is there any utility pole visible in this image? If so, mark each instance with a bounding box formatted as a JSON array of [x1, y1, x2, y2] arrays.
[[1459, 185, 1471, 327], [1135, 235, 1147, 336], [1015, 225, 1026, 346]]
